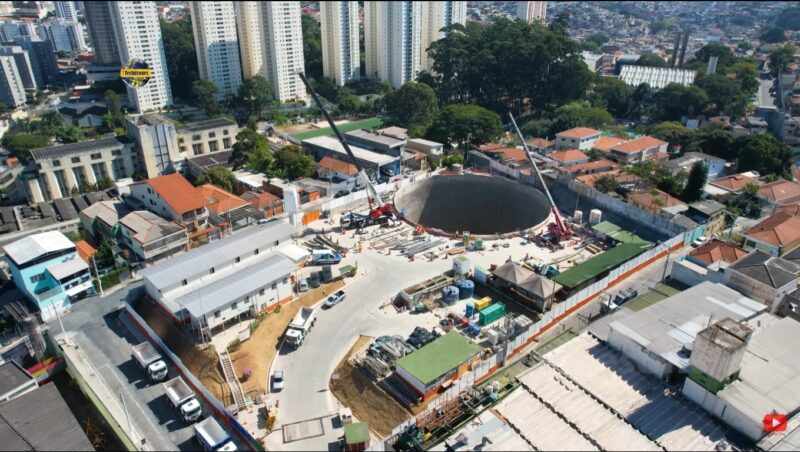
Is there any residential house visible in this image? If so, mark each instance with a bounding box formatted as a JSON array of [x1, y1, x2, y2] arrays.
[[406, 138, 444, 158], [491, 261, 562, 312], [576, 170, 643, 191], [526, 138, 554, 153], [628, 189, 686, 215], [128, 173, 209, 243], [685, 199, 727, 236], [118, 210, 188, 265], [550, 149, 589, 167], [3, 231, 94, 321], [671, 239, 747, 286], [742, 210, 800, 257], [141, 222, 298, 342], [756, 179, 800, 206], [708, 172, 760, 194], [665, 152, 727, 178], [58, 102, 107, 128], [608, 136, 669, 164], [725, 251, 800, 313], [185, 150, 233, 180], [78, 200, 129, 241], [591, 136, 627, 153], [555, 127, 600, 150], [198, 183, 257, 232], [25, 134, 136, 203], [317, 155, 358, 181], [241, 191, 284, 219], [562, 159, 618, 176]]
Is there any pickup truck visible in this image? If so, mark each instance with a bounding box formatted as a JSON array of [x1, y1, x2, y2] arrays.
[[131, 342, 168, 383], [194, 417, 236, 451], [285, 307, 317, 347], [323, 290, 346, 309], [164, 376, 202, 423]]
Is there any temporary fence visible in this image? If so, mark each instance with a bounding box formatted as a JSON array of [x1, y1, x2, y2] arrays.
[[124, 304, 263, 451]]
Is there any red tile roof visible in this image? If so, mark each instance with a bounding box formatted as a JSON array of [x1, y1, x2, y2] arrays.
[[556, 127, 600, 139], [146, 173, 205, 215], [758, 180, 800, 205], [710, 174, 760, 192], [527, 138, 553, 149], [611, 136, 667, 154], [199, 184, 248, 215], [745, 212, 800, 248], [550, 149, 588, 163], [318, 156, 358, 176], [498, 147, 528, 163], [592, 136, 627, 152], [75, 240, 96, 262], [478, 143, 506, 152], [563, 159, 618, 174], [689, 239, 747, 266]]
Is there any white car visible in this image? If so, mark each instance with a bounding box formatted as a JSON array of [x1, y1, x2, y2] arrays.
[[272, 370, 284, 392], [323, 290, 346, 308]]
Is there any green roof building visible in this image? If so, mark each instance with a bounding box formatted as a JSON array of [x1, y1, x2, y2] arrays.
[[395, 331, 482, 400]]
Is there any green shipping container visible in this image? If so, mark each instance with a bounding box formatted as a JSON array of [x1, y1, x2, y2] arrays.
[[479, 302, 506, 326]]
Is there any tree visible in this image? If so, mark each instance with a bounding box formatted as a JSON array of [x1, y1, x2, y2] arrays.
[[682, 162, 708, 202], [312, 77, 341, 102], [384, 82, 438, 136], [338, 94, 363, 115], [192, 80, 221, 116], [272, 145, 315, 180], [2, 133, 50, 161], [595, 175, 619, 193], [160, 18, 198, 100], [629, 83, 655, 119], [96, 177, 114, 191], [426, 104, 502, 149], [246, 142, 275, 175], [230, 127, 269, 169], [301, 15, 322, 79], [648, 122, 691, 146], [636, 53, 668, 67], [693, 43, 735, 69], [521, 118, 553, 138], [440, 153, 464, 167], [238, 76, 275, 120], [654, 83, 709, 121], [736, 133, 791, 177], [695, 74, 743, 117], [591, 76, 633, 117], [551, 101, 613, 132], [761, 27, 786, 44], [768, 45, 796, 78], [197, 166, 237, 193], [56, 125, 83, 143]]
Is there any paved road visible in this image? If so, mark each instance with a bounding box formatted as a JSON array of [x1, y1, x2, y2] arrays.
[[51, 282, 200, 451], [267, 251, 450, 450], [757, 78, 776, 109]]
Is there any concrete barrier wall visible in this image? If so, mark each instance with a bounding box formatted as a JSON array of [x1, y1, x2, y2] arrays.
[[124, 304, 262, 451]]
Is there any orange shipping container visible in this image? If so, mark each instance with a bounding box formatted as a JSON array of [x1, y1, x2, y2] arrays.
[[302, 210, 321, 225]]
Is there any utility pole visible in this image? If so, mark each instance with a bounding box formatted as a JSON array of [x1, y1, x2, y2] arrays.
[[92, 255, 104, 296]]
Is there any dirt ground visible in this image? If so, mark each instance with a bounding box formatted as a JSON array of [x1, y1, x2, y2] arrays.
[[132, 299, 232, 406], [231, 280, 346, 397], [329, 336, 413, 437]]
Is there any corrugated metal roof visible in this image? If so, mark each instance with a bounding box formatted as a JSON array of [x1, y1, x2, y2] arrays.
[[179, 252, 295, 319], [3, 231, 74, 266], [142, 221, 294, 291], [47, 258, 88, 280]]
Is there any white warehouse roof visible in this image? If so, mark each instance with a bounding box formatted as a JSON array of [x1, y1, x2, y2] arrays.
[[303, 136, 397, 166], [3, 231, 75, 266], [619, 65, 697, 90]]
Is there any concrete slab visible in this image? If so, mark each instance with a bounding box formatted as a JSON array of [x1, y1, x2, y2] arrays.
[[282, 417, 325, 443]]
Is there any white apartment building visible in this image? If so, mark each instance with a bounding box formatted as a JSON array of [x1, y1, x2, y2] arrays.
[[83, 1, 120, 66], [234, 1, 264, 79], [517, 1, 548, 23], [365, 1, 423, 88], [54, 1, 78, 21], [320, 1, 360, 86], [109, 1, 173, 113], [420, 1, 467, 71], [260, 2, 306, 102], [189, 1, 242, 101], [0, 56, 26, 108]]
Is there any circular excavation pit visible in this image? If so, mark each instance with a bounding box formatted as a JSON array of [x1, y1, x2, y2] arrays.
[[394, 174, 551, 238]]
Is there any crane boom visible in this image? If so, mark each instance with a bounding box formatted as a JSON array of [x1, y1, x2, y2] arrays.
[[508, 112, 570, 239], [297, 72, 383, 208]]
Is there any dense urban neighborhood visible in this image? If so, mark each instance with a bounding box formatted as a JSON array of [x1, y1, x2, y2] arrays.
[[0, 1, 798, 451]]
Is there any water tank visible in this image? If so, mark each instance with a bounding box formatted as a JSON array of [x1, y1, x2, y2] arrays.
[[455, 279, 475, 299], [573, 210, 583, 223], [442, 286, 459, 305], [453, 256, 472, 276], [589, 209, 603, 225]]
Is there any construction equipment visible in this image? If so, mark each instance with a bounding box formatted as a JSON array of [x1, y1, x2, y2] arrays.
[[298, 73, 395, 229], [508, 112, 572, 241]]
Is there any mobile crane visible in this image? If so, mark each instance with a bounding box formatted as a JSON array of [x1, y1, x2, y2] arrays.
[[508, 112, 572, 241], [297, 73, 395, 230]]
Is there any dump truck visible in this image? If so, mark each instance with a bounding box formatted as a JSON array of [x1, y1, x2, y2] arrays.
[[194, 416, 236, 451], [131, 342, 168, 383], [285, 307, 317, 347], [164, 376, 202, 423]]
